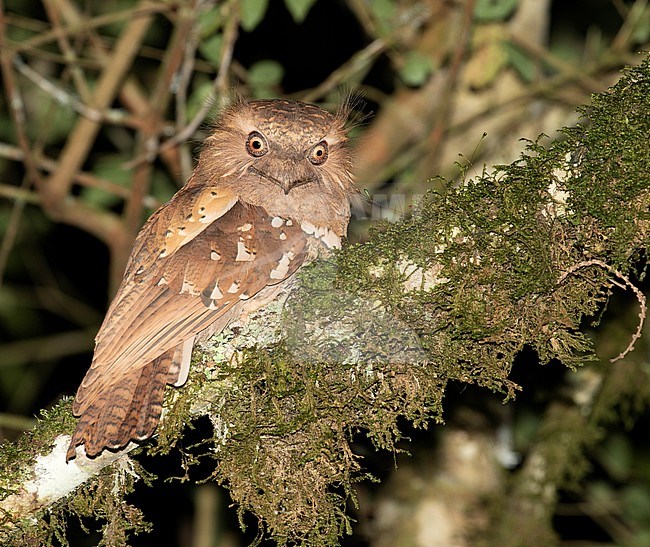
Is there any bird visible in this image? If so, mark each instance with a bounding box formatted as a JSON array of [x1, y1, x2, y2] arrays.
[[67, 98, 356, 461]]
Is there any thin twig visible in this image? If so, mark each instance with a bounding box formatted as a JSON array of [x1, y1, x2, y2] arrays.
[[52, 0, 181, 183], [508, 32, 605, 93], [152, 0, 241, 163], [2, 32, 126, 249], [300, 38, 388, 103], [119, 1, 200, 285], [559, 259, 647, 363], [10, 3, 169, 56], [1, 328, 97, 368], [173, 1, 209, 178], [0, 142, 160, 209], [425, 0, 476, 167], [43, 0, 156, 211], [0, 1, 43, 291], [42, 0, 91, 102], [0, 183, 40, 204], [12, 55, 127, 124], [369, 53, 632, 189], [610, 0, 649, 52]]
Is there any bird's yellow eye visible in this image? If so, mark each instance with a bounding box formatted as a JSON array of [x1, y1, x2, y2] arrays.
[[246, 131, 268, 157], [308, 141, 328, 165]]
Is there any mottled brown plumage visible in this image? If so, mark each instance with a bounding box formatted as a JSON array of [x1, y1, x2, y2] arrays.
[[67, 99, 356, 461]]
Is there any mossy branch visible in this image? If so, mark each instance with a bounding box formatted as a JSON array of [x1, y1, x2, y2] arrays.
[[1, 55, 649, 545]]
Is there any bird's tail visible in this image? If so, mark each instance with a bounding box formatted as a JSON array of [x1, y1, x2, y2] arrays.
[[66, 347, 177, 461]]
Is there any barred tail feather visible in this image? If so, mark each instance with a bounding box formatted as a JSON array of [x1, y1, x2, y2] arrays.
[[67, 348, 176, 461]]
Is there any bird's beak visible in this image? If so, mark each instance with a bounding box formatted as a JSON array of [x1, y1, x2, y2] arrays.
[[248, 166, 313, 195], [280, 179, 311, 195], [280, 180, 295, 195]]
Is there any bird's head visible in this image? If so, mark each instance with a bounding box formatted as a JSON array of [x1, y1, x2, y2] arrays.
[[194, 98, 357, 232]]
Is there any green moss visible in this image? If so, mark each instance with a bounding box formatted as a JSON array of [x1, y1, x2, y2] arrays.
[[0, 397, 154, 546], [63, 462, 153, 547], [0, 398, 75, 504], [340, 59, 650, 384]]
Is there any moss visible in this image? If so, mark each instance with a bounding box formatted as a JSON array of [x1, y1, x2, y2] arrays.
[[0, 398, 75, 504], [341, 59, 650, 381], [152, 258, 447, 543], [63, 461, 153, 547], [0, 397, 154, 546]]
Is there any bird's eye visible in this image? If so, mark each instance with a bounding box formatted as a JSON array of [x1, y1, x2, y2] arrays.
[[245, 131, 268, 157], [308, 141, 329, 165]]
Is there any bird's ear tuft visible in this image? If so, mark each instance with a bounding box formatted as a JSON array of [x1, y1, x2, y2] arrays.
[[329, 88, 370, 133]]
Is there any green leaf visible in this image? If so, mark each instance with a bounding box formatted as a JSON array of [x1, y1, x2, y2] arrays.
[[284, 0, 317, 23], [597, 433, 632, 481], [198, 5, 222, 38], [369, 0, 395, 22], [399, 52, 434, 87], [199, 34, 223, 66], [369, 0, 395, 35], [187, 79, 216, 121], [248, 60, 284, 86], [586, 481, 615, 504], [504, 41, 535, 83], [82, 154, 132, 208], [622, 485, 650, 522], [248, 60, 285, 99], [474, 0, 519, 22], [631, 9, 650, 43], [241, 0, 269, 32]]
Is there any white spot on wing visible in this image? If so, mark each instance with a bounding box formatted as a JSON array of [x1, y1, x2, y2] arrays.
[[209, 281, 223, 300], [227, 281, 240, 293], [270, 253, 292, 280], [322, 230, 341, 249], [181, 279, 200, 295], [157, 276, 168, 286], [300, 221, 341, 249], [271, 217, 284, 228], [211, 250, 221, 261], [301, 221, 316, 235], [235, 241, 255, 261], [238, 223, 252, 232]]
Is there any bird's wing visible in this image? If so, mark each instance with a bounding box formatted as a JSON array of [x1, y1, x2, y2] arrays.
[[124, 183, 240, 278], [73, 191, 311, 415]]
